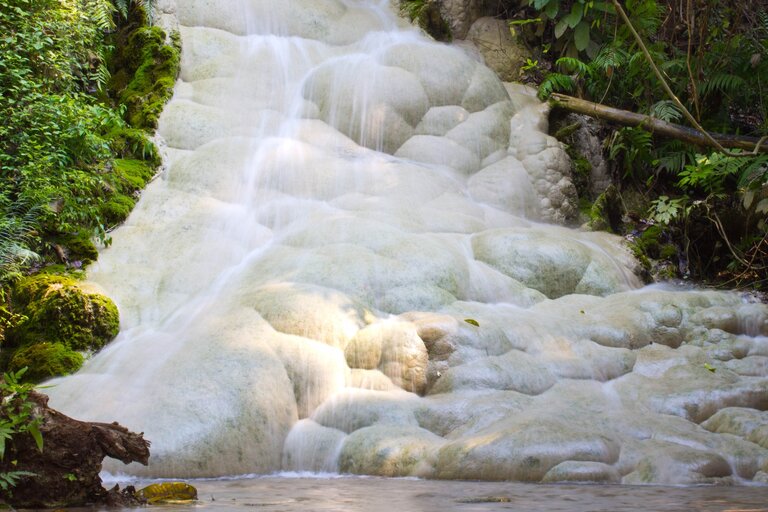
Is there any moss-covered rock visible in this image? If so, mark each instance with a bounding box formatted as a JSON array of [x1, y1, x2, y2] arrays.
[[106, 126, 160, 166], [586, 185, 622, 233], [9, 274, 119, 353], [100, 194, 136, 226], [110, 13, 180, 130], [113, 158, 155, 189], [52, 232, 99, 266], [8, 342, 84, 382]]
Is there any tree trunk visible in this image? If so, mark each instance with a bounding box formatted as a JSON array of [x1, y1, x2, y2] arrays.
[[549, 93, 768, 154], [0, 390, 150, 508]]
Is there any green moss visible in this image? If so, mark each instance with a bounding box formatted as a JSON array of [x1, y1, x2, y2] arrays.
[[635, 224, 663, 259], [9, 274, 119, 353], [629, 243, 652, 273], [100, 194, 136, 225], [107, 127, 160, 165], [8, 342, 84, 383], [587, 185, 622, 233], [114, 158, 155, 189], [53, 232, 99, 265], [116, 25, 180, 130], [554, 122, 580, 140], [660, 243, 678, 260]]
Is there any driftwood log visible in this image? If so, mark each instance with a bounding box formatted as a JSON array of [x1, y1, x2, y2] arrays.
[[549, 93, 768, 154], [0, 390, 150, 508]]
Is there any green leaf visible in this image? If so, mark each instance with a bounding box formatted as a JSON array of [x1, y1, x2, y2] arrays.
[[28, 423, 43, 453], [574, 21, 590, 51], [554, 18, 569, 39], [563, 6, 583, 28], [544, 1, 559, 18], [464, 318, 480, 327], [591, 1, 615, 13]]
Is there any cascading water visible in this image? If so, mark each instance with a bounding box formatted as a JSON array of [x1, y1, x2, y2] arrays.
[[46, 0, 768, 485]]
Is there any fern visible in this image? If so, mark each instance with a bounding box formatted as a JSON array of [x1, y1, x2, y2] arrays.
[[593, 44, 629, 71], [0, 202, 43, 284], [608, 126, 654, 177], [650, 100, 683, 123], [537, 72, 576, 99], [737, 153, 768, 189], [698, 73, 747, 98], [655, 141, 695, 174], [92, 0, 116, 31], [555, 56, 593, 77], [111, 0, 129, 20], [93, 62, 111, 92], [401, 0, 429, 22]]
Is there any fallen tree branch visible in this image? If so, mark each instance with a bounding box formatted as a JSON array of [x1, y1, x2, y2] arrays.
[[0, 390, 150, 508], [549, 93, 768, 154], [609, 0, 767, 157]]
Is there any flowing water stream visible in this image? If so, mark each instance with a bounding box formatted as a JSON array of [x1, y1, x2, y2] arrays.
[[46, 0, 768, 489]]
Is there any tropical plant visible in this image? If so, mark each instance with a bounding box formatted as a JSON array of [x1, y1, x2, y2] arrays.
[[0, 368, 43, 493]]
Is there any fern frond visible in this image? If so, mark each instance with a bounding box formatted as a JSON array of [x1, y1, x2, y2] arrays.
[[737, 154, 768, 188], [538, 73, 576, 100], [555, 56, 592, 77], [93, 62, 111, 91], [593, 44, 629, 71], [92, 0, 116, 31], [111, 0, 129, 20], [650, 100, 682, 123], [698, 73, 747, 98], [0, 202, 43, 283]]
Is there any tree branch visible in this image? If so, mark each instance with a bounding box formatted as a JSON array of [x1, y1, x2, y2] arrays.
[[549, 92, 768, 154]]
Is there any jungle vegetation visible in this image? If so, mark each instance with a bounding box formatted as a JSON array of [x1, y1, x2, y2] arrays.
[[519, 0, 768, 289], [0, 0, 178, 381], [404, 0, 768, 289]]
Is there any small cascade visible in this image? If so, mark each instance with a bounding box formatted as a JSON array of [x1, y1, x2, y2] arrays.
[[46, 0, 768, 484]]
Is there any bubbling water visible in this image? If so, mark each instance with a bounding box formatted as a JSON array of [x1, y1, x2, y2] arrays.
[[46, 0, 768, 484]]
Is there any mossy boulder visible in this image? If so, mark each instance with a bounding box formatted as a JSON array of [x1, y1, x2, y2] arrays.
[[8, 342, 84, 382], [112, 23, 180, 130], [106, 126, 160, 166], [9, 274, 119, 353], [98, 159, 156, 226], [100, 193, 136, 226], [52, 232, 100, 266]]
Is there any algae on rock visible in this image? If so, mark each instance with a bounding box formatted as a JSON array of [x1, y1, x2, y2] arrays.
[[2, 274, 119, 382]]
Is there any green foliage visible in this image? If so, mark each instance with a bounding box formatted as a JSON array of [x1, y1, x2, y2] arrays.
[[0, 368, 42, 494], [526, 0, 616, 56], [0, 470, 35, 492], [399, 0, 451, 40], [648, 195, 688, 225], [0, 0, 169, 281], [538, 72, 576, 99], [650, 100, 682, 123], [401, 0, 429, 22], [0, 368, 43, 460], [607, 126, 654, 177], [8, 343, 84, 383], [677, 152, 768, 194], [0, 202, 41, 285], [8, 274, 120, 354]]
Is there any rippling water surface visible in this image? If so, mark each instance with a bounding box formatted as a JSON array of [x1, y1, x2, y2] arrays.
[[82, 475, 768, 511]]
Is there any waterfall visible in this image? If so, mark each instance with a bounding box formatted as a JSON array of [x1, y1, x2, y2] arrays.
[[46, 0, 768, 484]]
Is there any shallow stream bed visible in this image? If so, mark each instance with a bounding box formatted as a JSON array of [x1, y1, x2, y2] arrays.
[[72, 474, 768, 511]]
